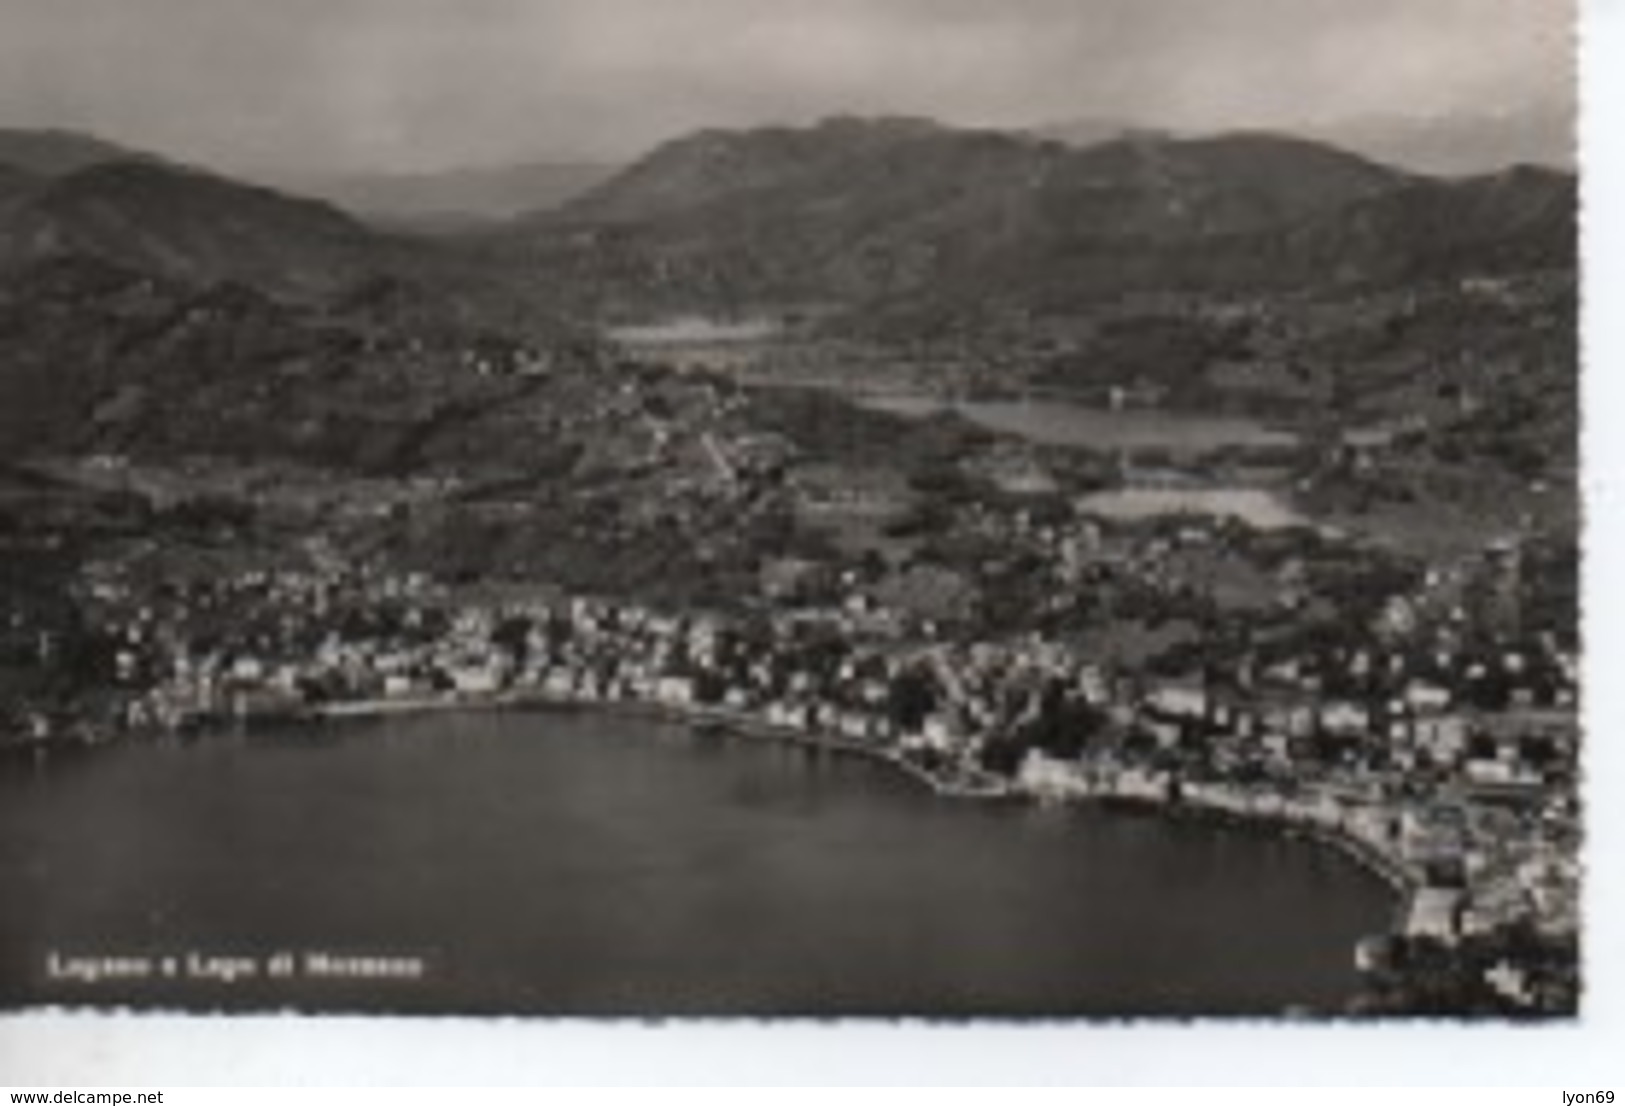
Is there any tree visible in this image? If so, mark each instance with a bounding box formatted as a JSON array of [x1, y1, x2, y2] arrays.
[[886, 669, 937, 733], [492, 616, 534, 667]]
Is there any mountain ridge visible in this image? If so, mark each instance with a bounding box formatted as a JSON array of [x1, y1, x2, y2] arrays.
[[505, 117, 1569, 314], [0, 154, 396, 298], [1033, 103, 1576, 177]]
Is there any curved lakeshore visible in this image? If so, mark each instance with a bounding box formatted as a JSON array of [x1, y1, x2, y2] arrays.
[[313, 691, 1017, 799], [307, 690, 1415, 953], [4, 685, 1419, 973], [0, 702, 1398, 1017]]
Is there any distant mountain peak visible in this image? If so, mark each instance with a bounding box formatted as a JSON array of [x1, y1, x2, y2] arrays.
[[509, 113, 1571, 316]]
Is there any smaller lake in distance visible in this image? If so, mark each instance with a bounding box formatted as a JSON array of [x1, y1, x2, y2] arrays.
[[608, 316, 785, 347], [858, 395, 1300, 455], [1076, 487, 1309, 531]]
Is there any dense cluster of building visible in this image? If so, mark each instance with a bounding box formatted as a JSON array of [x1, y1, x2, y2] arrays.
[[28, 491, 1578, 1015]]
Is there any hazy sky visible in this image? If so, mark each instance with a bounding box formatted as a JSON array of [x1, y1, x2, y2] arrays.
[[0, 0, 1576, 174]]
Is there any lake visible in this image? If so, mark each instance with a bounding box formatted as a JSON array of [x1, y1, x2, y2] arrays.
[[608, 316, 784, 347], [0, 711, 1393, 1016], [1076, 487, 1309, 531], [859, 396, 1299, 455]]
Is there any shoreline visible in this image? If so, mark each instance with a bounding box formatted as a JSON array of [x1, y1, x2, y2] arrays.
[[314, 691, 1421, 993], [315, 692, 1015, 801], [14, 690, 1409, 904], [310, 690, 1415, 897], [10, 689, 1416, 986]]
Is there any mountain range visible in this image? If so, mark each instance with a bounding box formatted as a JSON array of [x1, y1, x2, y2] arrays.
[[0, 117, 1578, 474], [505, 116, 1573, 318], [275, 101, 1576, 232], [0, 118, 1575, 320]]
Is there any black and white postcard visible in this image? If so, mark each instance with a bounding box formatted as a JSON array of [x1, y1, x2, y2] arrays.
[[0, 0, 1582, 1027]]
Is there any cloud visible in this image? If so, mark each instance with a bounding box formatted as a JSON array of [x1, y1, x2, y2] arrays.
[[0, 0, 1576, 173]]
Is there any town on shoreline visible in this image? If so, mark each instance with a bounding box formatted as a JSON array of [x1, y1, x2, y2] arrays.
[[7, 508, 1581, 1016]]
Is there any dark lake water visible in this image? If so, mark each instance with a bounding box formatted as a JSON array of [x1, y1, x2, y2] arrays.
[[0, 711, 1393, 1017]]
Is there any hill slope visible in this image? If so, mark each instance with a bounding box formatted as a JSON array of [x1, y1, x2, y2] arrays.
[[0, 254, 596, 469], [946, 163, 1577, 312], [0, 159, 399, 298], [0, 129, 150, 177]]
